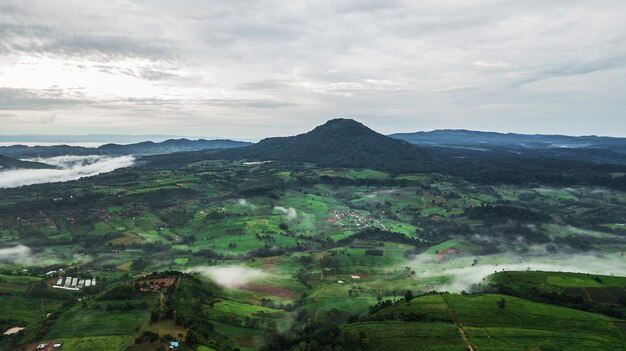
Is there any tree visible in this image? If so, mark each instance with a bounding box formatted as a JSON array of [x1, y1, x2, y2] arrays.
[[404, 290, 413, 304], [497, 298, 506, 310]]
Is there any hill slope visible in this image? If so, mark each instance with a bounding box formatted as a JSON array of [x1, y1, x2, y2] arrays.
[[0, 155, 55, 170]]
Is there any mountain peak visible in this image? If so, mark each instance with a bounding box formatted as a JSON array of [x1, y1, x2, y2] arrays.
[[308, 118, 374, 138]]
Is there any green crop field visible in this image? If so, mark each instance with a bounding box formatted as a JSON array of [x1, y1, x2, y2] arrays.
[[2, 154, 626, 350], [45, 309, 151, 338], [55, 335, 134, 351]]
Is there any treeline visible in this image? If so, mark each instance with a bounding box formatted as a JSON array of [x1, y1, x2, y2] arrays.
[[465, 204, 551, 224], [337, 228, 426, 247], [491, 274, 625, 319]]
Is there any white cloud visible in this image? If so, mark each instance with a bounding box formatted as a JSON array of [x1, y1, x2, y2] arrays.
[[0, 245, 34, 264], [0, 155, 135, 188], [411, 252, 626, 293], [473, 61, 511, 68], [187, 265, 269, 288], [237, 198, 256, 208], [274, 206, 298, 220]]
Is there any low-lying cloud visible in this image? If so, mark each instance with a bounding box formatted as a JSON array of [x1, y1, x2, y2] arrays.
[[0, 244, 33, 265], [411, 253, 626, 293], [238, 198, 257, 210], [274, 206, 297, 220], [0, 155, 135, 188], [187, 265, 269, 288]]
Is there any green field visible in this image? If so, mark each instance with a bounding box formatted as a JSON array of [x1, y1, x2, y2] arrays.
[[45, 309, 151, 338], [1, 158, 626, 350]]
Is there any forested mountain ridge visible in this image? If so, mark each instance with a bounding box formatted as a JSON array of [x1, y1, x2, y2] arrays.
[[0, 138, 251, 158], [391, 129, 626, 165], [145, 119, 626, 189]]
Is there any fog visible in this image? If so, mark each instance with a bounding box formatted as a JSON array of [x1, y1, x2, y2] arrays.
[[411, 252, 626, 293], [0, 245, 33, 265], [237, 198, 257, 210], [0, 155, 135, 188], [274, 206, 298, 220], [187, 265, 269, 288]]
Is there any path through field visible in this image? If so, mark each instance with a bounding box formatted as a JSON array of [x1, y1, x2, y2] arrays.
[[442, 295, 475, 351]]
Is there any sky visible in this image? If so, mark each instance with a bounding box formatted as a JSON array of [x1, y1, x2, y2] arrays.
[[1, 0, 625, 139]]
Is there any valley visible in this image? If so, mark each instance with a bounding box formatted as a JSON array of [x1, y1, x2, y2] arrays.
[[1, 154, 625, 350], [1, 120, 625, 350]]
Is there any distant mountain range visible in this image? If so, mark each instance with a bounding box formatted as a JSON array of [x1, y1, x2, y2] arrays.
[[0, 139, 252, 159], [0, 134, 183, 144], [390, 130, 626, 165], [144, 119, 626, 190], [390, 129, 626, 149]]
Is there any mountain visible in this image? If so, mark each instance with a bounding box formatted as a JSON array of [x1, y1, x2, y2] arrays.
[[390, 130, 626, 165], [220, 118, 442, 169], [146, 119, 626, 190], [97, 138, 251, 155], [0, 138, 251, 158], [0, 134, 181, 144], [147, 119, 448, 172], [0, 155, 55, 170], [390, 129, 626, 150]]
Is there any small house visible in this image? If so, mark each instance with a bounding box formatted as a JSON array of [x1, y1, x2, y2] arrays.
[[169, 341, 180, 349]]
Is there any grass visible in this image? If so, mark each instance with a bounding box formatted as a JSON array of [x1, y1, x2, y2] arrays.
[[369, 293, 626, 351], [0, 273, 41, 286], [4, 163, 626, 350], [0, 295, 65, 330], [342, 321, 465, 351], [212, 321, 265, 351], [45, 308, 151, 338], [175, 258, 189, 265], [53, 335, 134, 351], [207, 299, 292, 331], [444, 294, 625, 350], [145, 319, 188, 338], [490, 271, 626, 288], [212, 300, 284, 317]]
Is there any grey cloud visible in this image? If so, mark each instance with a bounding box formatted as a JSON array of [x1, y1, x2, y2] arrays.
[[0, 20, 173, 61], [41, 35, 172, 61], [1, 1, 626, 137], [239, 80, 292, 92], [0, 88, 91, 110], [516, 57, 626, 86], [0, 244, 34, 264], [94, 65, 180, 81]]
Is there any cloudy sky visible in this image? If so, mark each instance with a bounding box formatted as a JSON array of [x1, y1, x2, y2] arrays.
[[1, 0, 625, 139]]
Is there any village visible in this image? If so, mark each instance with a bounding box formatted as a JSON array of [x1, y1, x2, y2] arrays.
[[330, 210, 387, 231]]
